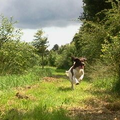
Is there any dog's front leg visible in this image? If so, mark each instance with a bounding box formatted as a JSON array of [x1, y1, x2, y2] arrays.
[[78, 70, 84, 82], [73, 76, 79, 85], [79, 75, 84, 81]]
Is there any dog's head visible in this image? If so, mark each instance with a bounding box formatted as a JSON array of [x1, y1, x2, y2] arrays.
[[72, 57, 87, 69]]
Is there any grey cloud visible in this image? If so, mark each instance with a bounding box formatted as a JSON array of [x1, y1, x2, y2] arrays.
[[0, 0, 83, 29]]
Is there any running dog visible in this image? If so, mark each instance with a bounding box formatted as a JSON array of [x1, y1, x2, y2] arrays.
[[66, 57, 87, 89]]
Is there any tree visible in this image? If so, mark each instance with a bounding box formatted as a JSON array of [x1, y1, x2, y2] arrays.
[[0, 15, 38, 74], [74, 0, 120, 93], [55, 43, 77, 69], [0, 15, 22, 48], [100, 1, 120, 92], [0, 41, 39, 74], [81, 0, 111, 21], [52, 44, 59, 51], [32, 30, 49, 69], [48, 50, 57, 66], [72, 21, 107, 63]]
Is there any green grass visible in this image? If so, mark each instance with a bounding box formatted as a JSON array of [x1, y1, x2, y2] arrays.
[[0, 67, 120, 120], [0, 66, 52, 90]]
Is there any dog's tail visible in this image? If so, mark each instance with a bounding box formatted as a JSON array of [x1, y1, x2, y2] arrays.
[[65, 71, 69, 76]]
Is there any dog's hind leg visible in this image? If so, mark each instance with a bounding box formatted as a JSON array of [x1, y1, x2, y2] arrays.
[[71, 80, 74, 90], [65, 71, 69, 76], [70, 76, 74, 90]]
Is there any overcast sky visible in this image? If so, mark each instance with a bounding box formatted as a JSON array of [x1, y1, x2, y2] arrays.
[[0, 0, 83, 49]]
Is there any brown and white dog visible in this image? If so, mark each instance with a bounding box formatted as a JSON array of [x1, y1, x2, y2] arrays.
[[66, 57, 87, 89]]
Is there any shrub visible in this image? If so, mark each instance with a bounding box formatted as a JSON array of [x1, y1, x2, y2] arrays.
[[0, 41, 39, 74], [55, 43, 77, 69]]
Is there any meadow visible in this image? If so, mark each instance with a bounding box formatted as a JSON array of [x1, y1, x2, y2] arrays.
[[0, 66, 120, 120]]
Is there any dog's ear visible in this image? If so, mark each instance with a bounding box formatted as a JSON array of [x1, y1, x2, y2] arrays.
[[80, 57, 87, 62], [71, 56, 75, 61], [71, 56, 78, 61], [71, 57, 80, 64]]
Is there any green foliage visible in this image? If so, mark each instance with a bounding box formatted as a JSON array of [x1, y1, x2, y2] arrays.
[[48, 43, 77, 69], [73, 22, 106, 62], [33, 30, 49, 52], [73, 0, 120, 93], [48, 50, 57, 66], [52, 44, 59, 51], [101, 1, 120, 77], [82, 0, 111, 21], [100, 3, 120, 92], [0, 15, 23, 47], [0, 40, 39, 74], [55, 43, 77, 69], [32, 30, 49, 69], [0, 16, 39, 75]]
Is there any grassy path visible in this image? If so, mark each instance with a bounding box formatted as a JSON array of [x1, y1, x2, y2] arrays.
[[0, 68, 120, 120]]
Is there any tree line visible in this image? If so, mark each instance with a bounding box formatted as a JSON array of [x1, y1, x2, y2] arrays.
[[73, 0, 120, 92], [0, 15, 74, 75]]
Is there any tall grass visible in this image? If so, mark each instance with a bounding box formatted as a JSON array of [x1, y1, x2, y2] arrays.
[[93, 78, 116, 91], [0, 66, 52, 90]]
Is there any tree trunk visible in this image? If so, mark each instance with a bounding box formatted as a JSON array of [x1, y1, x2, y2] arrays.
[[41, 54, 44, 69]]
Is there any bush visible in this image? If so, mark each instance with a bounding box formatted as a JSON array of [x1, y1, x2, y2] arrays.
[[0, 41, 39, 74], [55, 43, 77, 69]]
